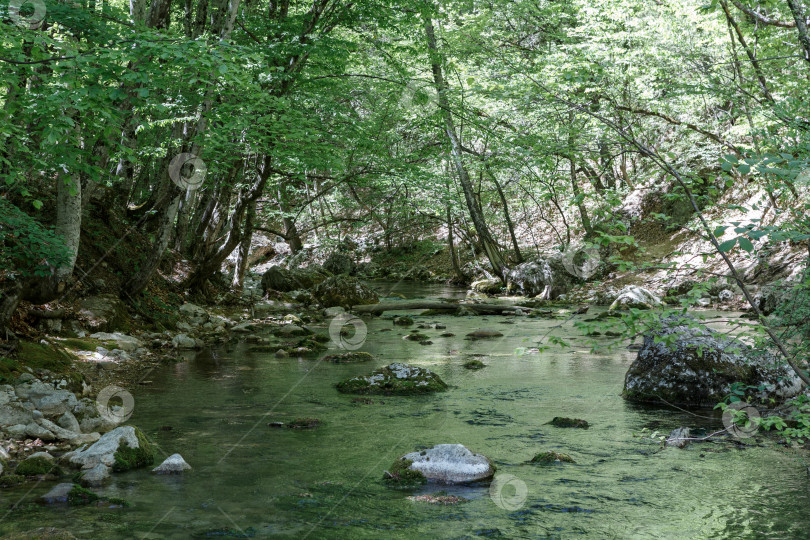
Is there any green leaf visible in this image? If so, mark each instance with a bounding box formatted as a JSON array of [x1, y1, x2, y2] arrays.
[[718, 238, 737, 252], [739, 237, 754, 252]]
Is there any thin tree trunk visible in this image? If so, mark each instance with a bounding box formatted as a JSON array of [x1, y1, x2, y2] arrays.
[[487, 166, 523, 262], [424, 15, 505, 279], [232, 200, 256, 290], [568, 110, 594, 237], [720, 0, 776, 103], [786, 0, 810, 67]]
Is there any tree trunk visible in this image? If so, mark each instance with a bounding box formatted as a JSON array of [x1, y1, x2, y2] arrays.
[[447, 205, 465, 282], [125, 185, 182, 297], [424, 15, 505, 279], [786, 0, 810, 67], [568, 111, 594, 237], [485, 164, 522, 263], [232, 200, 256, 290], [184, 157, 271, 290]]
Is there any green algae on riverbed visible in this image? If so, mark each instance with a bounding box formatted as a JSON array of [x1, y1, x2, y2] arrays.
[[2, 283, 810, 539]]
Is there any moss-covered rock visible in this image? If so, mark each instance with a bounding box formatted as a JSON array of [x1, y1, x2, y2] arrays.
[[336, 363, 447, 395], [286, 418, 322, 429], [548, 417, 589, 429], [623, 314, 803, 406], [321, 352, 374, 363], [530, 452, 575, 464], [393, 316, 414, 326], [112, 428, 155, 472], [463, 360, 486, 370], [403, 332, 430, 342], [0, 474, 25, 487], [67, 484, 99, 506], [383, 458, 427, 486], [312, 275, 379, 308], [16, 456, 60, 476]]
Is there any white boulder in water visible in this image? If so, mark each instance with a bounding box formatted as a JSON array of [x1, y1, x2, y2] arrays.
[[399, 444, 494, 483]]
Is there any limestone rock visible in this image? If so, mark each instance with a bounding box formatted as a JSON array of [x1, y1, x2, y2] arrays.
[[623, 315, 803, 406], [397, 444, 494, 483], [152, 453, 191, 474]]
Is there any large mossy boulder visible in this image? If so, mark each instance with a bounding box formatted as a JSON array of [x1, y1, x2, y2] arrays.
[[609, 285, 662, 310], [261, 265, 330, 293], [323, 252, 355, 276], [391, 444, 494, 484], [312, 275, 379, 308], [623, 315, 803, 406], [504, 255, 575, 300], [77, 294, 128, 332], [64, 425, 154, 472], [336, 363, 447, 394]]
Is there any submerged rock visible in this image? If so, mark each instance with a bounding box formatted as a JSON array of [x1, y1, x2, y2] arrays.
[[406, 494, 468, 505], [80, 464, 111, 487], [321, 352, 374, 363], [312, 275, 379, 308], [665, 427, 692, 448], [152, 453, 192, 474], [530, 451, 575, 464], [395, 444, 494, 483], [547, 417, 589, 429], [609, 286, 662, 310], [38, 483, 74, 505], [336, 363, 447, 394], [623, 315, 803, 406], [465, 330, 503, 340]]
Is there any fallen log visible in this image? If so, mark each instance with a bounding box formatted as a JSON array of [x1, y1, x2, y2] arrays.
[[27, 308, 67, 319], [351, 301, 529, 315]]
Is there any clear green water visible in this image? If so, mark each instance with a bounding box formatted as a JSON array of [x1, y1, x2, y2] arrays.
[[2, 282, 809, 539]]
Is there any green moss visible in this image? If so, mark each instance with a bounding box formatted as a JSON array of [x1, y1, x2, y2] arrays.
[[463, 360, 486, 370], [111, 427, 155, 472], [530, 452, 575, 464], [287, 418, 322, 429], [336, 364, 448, 395], [296, 337, 328, 352], [393, 316, 414, 326], [383, 459, 426, 486], [322, 352, 374, 363], [16, 456, 60, 476], [548, 417, 589, 429], [0, 474, 25, 487], [311, 334, 331, 343], [68, 484, 99, 506], [105, 497, 131, 507], [0, 357, 21, 383], [14, 341, 73, 373]]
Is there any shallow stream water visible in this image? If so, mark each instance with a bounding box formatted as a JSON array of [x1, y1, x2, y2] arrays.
[[2, 281, 809, 538]]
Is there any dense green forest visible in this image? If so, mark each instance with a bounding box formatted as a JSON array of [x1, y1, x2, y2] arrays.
[[2, 0, 810, 537]]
